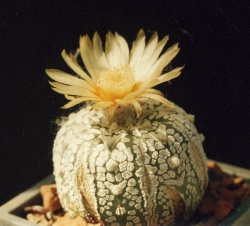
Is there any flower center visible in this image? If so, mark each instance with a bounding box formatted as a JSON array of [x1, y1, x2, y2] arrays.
[[97, 66, 135, 101]]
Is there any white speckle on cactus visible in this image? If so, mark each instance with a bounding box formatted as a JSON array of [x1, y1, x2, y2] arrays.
[[106, 211, 112, 216], [168, 156, 181, 168], [127, 178, 136, 187], [97, 189, 109, 197], [126, 162, 134, 171], [96, 173, 106, 181], [117, 153, 127, 163], [135, 167, 145, 178], [106, 173, 115, 182], [155, 141, 165, 150], [115, 173, 122, 182], [168, 170, 176, 178], [132, 129, 141, 137], [134, 204, 141, 210], [96, 157, 105, 167], [151, 159, 157, 165], [158, 163, 168, 174], [122, 171, 133, 180], [97, 181, 105, 188], [132, 216, 140, 223], [104, 180, 127, 196], [167, 128, 175, 135], [106, 216, 116, 223], [106, 159, 118, 172], [146, 165, 158, 174], [115, 206, 126, 216], [128, 210, 136, 216]]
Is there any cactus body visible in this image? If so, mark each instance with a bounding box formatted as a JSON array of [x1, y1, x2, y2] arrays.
[[53, 100, 208, 225]]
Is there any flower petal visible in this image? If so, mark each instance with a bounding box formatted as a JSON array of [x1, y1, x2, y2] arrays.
[[122, 79, 159, 101], [115, 32, 129, 65], [137, 93, 175, 107], [107, 105, 117, 120], [141, 32, 159, 61], [93, 101, 114, 109], [50, 82, 98, 98], [142, 43, 180, 85], [156, 66, 184, 86], [149, 43, 180, 79], [46, 69, 95, 91], [129, 99, 142, 117], [62, 97, 98, 109], [61, 50, 95, 86], [92, 32, 110, 69], [133, 35, 170, 81], [65, 94, 75, 100], [145, 88, 164, 96], [105, 31, 122, 67], [129, 29, 146, 68], [92, 32, 104, 57], [115, 99, 141, 117], [80, 35, 101, 82]]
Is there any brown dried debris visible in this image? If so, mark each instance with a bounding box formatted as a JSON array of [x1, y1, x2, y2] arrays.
[[214, 200, 234, 221], [24, 205, 47, 214], [40, 184, 61, 212], [26, 213, 53, 226], [53, 212, 101, 226], [197, 161, 250, 224], [24, 184, 62, 226]]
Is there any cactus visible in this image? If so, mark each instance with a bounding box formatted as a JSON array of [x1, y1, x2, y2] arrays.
[[47, 30, 208, 225]]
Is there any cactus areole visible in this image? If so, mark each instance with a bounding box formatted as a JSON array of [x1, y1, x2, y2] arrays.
[[47, 30, 208, 225]]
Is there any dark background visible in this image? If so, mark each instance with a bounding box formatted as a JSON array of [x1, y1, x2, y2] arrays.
[[1, 0, 249, 205]]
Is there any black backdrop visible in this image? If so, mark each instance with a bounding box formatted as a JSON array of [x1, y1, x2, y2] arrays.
[[1, 0, 249, 205]]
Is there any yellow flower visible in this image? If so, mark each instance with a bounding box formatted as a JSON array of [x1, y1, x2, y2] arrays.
[[46, 29, 183, 118]]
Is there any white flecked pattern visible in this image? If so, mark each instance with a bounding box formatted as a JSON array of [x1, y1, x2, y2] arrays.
[[53, 100, 208, 225]]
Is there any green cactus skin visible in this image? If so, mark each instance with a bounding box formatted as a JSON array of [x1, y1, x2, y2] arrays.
[[53, 100, 208, 225]]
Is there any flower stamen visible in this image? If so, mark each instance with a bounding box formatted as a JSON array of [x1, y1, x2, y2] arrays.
[[97, 65, 135, 101]]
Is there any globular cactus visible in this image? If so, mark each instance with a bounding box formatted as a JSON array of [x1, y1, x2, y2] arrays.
[[47, 30, 208, 225]]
